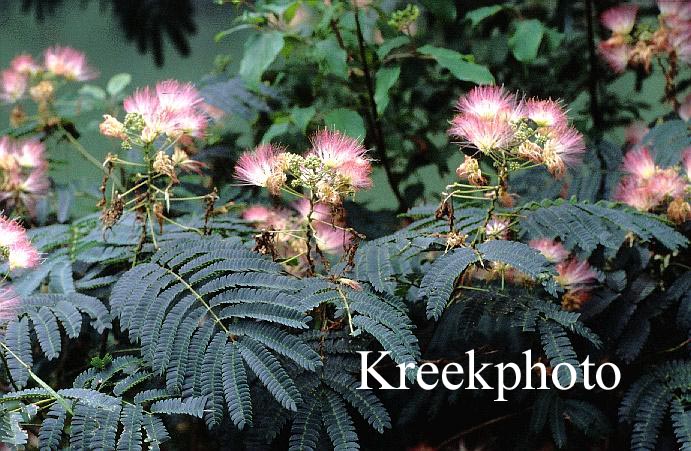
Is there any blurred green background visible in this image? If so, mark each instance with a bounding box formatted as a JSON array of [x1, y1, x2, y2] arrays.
[[0, 0, 674, 215]]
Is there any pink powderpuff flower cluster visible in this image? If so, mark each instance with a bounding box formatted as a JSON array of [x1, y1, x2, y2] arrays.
[[1, 47, 97, 104], [613, 146, 689, 220], [234, 130, 373, 204], [0, 284, 20, 323], [598, 1, 691, 74], [0, 216, 40, 270], [530, 238, 599, 311], [448, 86, 585, 178], [0, 137, 50, 217], [242, 200, 351, 271], [103, 80, 208, 146]]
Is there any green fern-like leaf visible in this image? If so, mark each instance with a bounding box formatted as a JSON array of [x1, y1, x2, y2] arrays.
[[418, 247, 479, 320], [321, 389, 359, 451]]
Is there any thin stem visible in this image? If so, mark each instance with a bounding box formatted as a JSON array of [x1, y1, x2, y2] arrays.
[[161, 267, 232, 338], [60, 127, 124, 190], [0, 342, 73, 415], [353, 6, 408, 212]]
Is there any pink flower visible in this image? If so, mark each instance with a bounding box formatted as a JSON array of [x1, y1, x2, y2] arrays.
[[542, 126, 586, 177], [155, 80, 203, 112], [234, 144, 287, 195], [624, 121, 649, 145], [15, 139, 46, 169], [308, 130, 372, 190], [682, 147, 691, 178], [455, 85, 519, 121], [529, 238, 570, 263], [621, 146, 657, 180], [242, 205, 274, 223], [449, 115, 514, 153], [10, 54, 41, 75], [292, 198, 334, 223], [648, 168, 686, 200], [0, 216, 40, 270], [524, 99, 568, 128], [7, 240, 40, 270], [679, 93, 691, 122], [0, 217, 29, 250], [556, 258, 598, 290], [669, 28, 691, 63], [314, 224, 350, 254], [1, 70, 27, 103], [485, 216, 510, 239], [601, 5, 638, 35], [658, 0, 691, 20], [0, 285, 20, 322], [309, 129, 367, 167], [43, 46, 97, 81], [614, 177, 659, 211], [598, 41, 631, 73], [123, 81, 207, 141]]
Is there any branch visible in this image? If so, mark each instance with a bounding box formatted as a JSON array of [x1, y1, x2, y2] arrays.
[[353, 7, 408, 212]]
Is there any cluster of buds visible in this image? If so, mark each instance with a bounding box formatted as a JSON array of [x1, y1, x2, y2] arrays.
[[614, 146, 690, 223], [152, 148, 206, 184], [387, 4, 420, 35], [598, 2, 690, 75], [449, 86, 585, 179], [530, 239, 599, 311], [243, 199, 351, 272], [0, 216, 40, 270], [234, 129, 373, 205], [100, 80, 208, 150], [1, 46, 97, 107], [0, 137, 49, 218]]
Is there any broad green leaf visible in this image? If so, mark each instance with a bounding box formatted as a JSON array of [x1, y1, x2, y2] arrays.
[[290, 106, 316, 134], [106, 73, 131, 97], [509, 19, 544, 62], [79, 85, 106, 101], [418, 45, 494, 85], [239, 31, 285, 85], [465, 5, 503, 27], [261, 121, 290, 144], [314, 38, 348, 79], [324, 109, 365, 139], [376, 36, 410, 60], [374, 66, 401, 115]]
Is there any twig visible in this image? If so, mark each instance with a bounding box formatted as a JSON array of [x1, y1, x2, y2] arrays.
[[353, 7, 408, 212]]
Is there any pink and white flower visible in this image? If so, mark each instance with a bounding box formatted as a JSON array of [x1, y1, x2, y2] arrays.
[[10, 54, 41, 75], [0, 216, 40, 270], [449, 115, 514, 153], [15, 140, 46, 169], [234, 144, 287, 195], [601, 5, 638, 35], [614, 177, 659, 211], [0, 285, 20, 322], [524, 99, 568, 128], [598, 41, 631, 73], [455, 85, 519, 121], [308, 130, 372, 190], [682, 147, 691, 178], [621, 146, 657, 179], [555, 258, 598, 290], [1, 70, 27, 103], [529, 238, 570, 263], [123, 80, 207, 141], [485, 216, 510, 240], [43, 46, 98, 81], [648, 168, 686, 200], [542, 126, 586, 177], [314, 224, 350, 254]]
